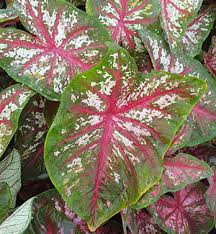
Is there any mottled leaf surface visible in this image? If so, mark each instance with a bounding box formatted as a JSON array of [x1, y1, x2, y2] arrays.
[[179, 7, 216, 57], [0, 149, 21, 207], [45, 45, 206, 231], [86, 0, 160, 53], [15, 95, 48, 180], [0, 183, 12, 223], [159, 0, 203, 51], [0, 0, 111, 100], [0, 197, 35, 234], [204, 36, 216, 77], [140, 30, 216, 148], [0, 84, 34, 158], [121, 208, 164, 234], [134, 153, 213, 209], [0, 0, 17, 24], [148, 183, 214, 234], [205, 171, 216, 226]]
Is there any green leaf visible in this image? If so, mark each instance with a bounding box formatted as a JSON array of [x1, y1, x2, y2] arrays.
[[0, 149, 21, 207], [134, 153, 213, 209], [45, 44, 206, 231], [0, 0, 111, 100], [140, 29, 216, 148], [0, 0, 17, 24], [0, 84, 34, 158], [0, 183, 12, 223]]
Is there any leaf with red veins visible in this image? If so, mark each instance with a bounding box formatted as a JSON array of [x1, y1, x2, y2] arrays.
[[205, 171, 216, 226], [0, 0, 111, 101], [121, 208, 164, 234], [179, 7, 216, 57], [45, 45, 206, 231], [0, 84, 34, 159], [140, 29, 216, 148], [204, 36, 216, 77], [134, 153, 213, 209], [159, 0, 203, 52], [86, 0, 160, 53], [14, 95, 48, 181], [148, 183, 214, 234]]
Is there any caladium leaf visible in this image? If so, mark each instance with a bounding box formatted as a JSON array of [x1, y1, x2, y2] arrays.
[[205, 171, 216, 226], [15, 95, 48, 181], [204, 36, 216, 77], [0, 0, 111, 101], [0, 0, 17, 24], [179, 7, 216, 57], [67, 0, 86, 7], [45, 45, 206, 231], [0, 183, 12, 223], [148, 183, 214, 234], [121, 208, 164, 234], [86, 0, 160, 53], [0, 84, 34, 158], [159, 0, 203, 52], [0, 149, 21, 207], [140, 30, 216, 148], [0, 197, 35, 234], [134, 153, 213, 209]]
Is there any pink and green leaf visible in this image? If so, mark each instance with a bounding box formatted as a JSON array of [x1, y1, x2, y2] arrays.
[[86, 0, 160, 53], [0, 84, 34, 158], [204, 36, 216, 77], [15, 95, 48, 181], [140, 29, 216, 148], [0, 0, 111, 101], [159, 0, 203, 52], [45, 45, 206, 231], [179, 7, 216, 57], [134, 153, 213, 209], [148, 183, 214, 234]]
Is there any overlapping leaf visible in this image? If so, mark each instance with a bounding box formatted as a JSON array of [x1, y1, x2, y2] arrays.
[[45, 45, 206, 231], [140, 30, 216, 148], [0, 183, 12, 223], [0, 0, 111, 100], [148, 183, 214, 234], [0, 0, 17, 24], [134, 153, 213, 209], [0, 84, 34, 158], [159, 0, 203, 51], [204, 36, 216, 77], [0, 68, 15, 93], [15, 95, 48, 180], [86, 0, 160, 53], [0, 149, 21, 207], [179, 7, 216, 57]]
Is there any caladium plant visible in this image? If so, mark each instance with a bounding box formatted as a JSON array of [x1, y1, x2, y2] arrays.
[[0, 0, 215, 232]]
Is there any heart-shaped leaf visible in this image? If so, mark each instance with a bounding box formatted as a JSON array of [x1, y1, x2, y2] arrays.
[[0, 0, 111, 100], [0, 84, 34, 158], [205, 171, 216, 226], [0, 183, 12, 223], [179, 7, 216, 57], [86, 0, 160, 53], [140, 30, 216, 148], [134, 153, 213, 209], [121, 208, 164, 234], [159, 0, 203, 52], [148, 183, 214, 234], [0, 149, 21, 207], [204, 36, 216, 77], [15, 95, 48, 181], [45, 45, 206, 231]]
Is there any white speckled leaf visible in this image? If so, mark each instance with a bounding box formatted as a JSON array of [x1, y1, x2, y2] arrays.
[[0, 84, 34, 158], [0, 197, 35, 234], [134, 153, 213, 209], [86, 0, 160, 53], [0, 7, 17, 24], [45, 45, 206, 231], [180, 7, 216, 57], [148, 183, 214, 234], [0, 149, 21, 207], [140, 30, 216, 148], [159, 0, 203, 52], [0, 0, 111, 100]]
